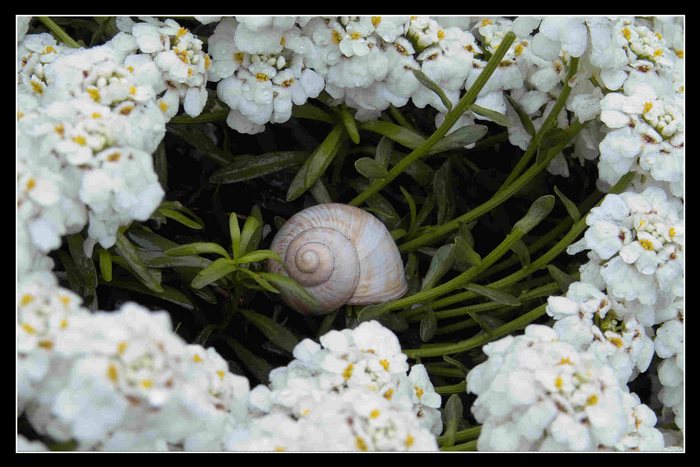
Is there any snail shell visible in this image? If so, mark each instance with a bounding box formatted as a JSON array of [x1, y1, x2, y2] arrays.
[[268, 203, 408, 315]]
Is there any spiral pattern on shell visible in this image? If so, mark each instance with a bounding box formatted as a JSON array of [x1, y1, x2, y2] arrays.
[[268, 203, 408, 315]]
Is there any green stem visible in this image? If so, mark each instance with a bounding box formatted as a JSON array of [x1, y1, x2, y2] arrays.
[[435, 381, 467, 394], [423, 365, 465, 378], [441, 440, 478, 451], [399, 120, 587, 253], [497, 56, 580, 191], [360, 229, 523, 320], [438, 426, 481, 445], [37, 16, 81, 48], [169, 109, 229, 125], [404, 303, 548, 358], [349, 32, 516, 207]]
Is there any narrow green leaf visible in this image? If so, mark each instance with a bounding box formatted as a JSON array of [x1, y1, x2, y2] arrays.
[[443, 394, 464, 447], [357, 303, 388, 322], [464, 283, 521, 306], [286, 165, 309, 202], [154, 140, 167, 188], [375, 136, 393, 168], [66, 233, 97, 297], [230, 212, 241, 259], [377, 312, 409, 333], [512, 195, 556, 235], [399, 186, 417, 232], [510, 239, 531, 267], [115, 232, 164, 293], [239, 214, 262, 257], [453, 236, 482, 268], [236, 249, 282, 265], [357, 120, 425, 150], [239, 268, 280, 293], [259, 272, 321, 312], [470, 104, 510, 127], [226, 338, 273, 384], [56, 250, 83, 296], [240, 310, 300, 353], [165, 242, 230, 259], [412, 68, 453, 111], [420, 305, 438, 342], [317, 310, 339, 338], [209, 151, 308, 184], [167, 125, 233, 166], [304, 124, 345, 189], [355, 157, 388, 179], [158, 208, 204, 230], [338, 105, 360, 144], [191, 258, 237, 289], [310, 179, 334, 204], [506, 93, 536, 136], [458, 223, 476, 248], [547, 265, 576, 293], [142, 253, 212, 269], [291, 102, 334, 123], [126, 225, 178, 251], [425, 125, 488, 156], [194, 324, 218, 346], [443, 355, 470, 375], [536, 127, 567, 164], [421, 244, 456, 291], [433, 161, 455, 225], [405, 253, 420, 295], [104, 278, 195, 310], [554, 186, 581, 222], [98, 246, 112, 282]]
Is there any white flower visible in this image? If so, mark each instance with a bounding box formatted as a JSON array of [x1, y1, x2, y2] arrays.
[[467, 324, 645, 451]]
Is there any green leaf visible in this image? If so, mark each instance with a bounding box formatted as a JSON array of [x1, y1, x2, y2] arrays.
[[377, 312, 409, 333], [443, 355, 469, 375], [399, 186, 417, 232], [554, 186, 581, 222], [236, 249, 282, 265], [154, 140, 167, 188], [513, 195, 556, 235], [547, 265, 576, 293], [463, 283, 521, 306], [291, 102, 334, 123], [226, 338, 273, 384], [230, 212, 241, 259], [443, 394, 464, 447], [304, 124, 345, 189], [420, 305, 437, 342], [412, 68, 453, 111], [238, 268, 280, 293], [98, 246, 112, 282], [356, 303, 388, 322], [191, 258, 237, 289], [536, 127, 567, 164], [165, 242, 230, 259], [317, 310, 339, 338], [506, 93, 536, 136], [167, 125, 233, 166], [357, 120, 425, 150], [56, 250, 83, 297], [458, 223, 476, 248], [66, 233, 97, 297], [375, 136, 393, 168], [310, 179, 334, 204], [209, 151, 308, 184], [126, 225, 178, 251], [388, 152, 434, 186], [240, 310, 300, 353], [510, 239, 531, 267], [453, 236, 482, 268], [104, 278, 195, 310], [470, 104, 510, 127], [259, 272, 321, 312], [355, 157, 388, 179], [157, 208, 204, 230], [433, 161, 455, 225], [115, 232, 164, 293], [239, 213, 263, 257], [421, 244, 456, 291], [425, 124, 488, 156], [338, 105, 360, 144]]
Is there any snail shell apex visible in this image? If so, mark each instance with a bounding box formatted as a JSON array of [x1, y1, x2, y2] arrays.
[[268, 203, 408, 315]]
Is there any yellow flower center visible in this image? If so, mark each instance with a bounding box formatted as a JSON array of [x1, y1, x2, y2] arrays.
[[622, 28, 632, 40], [372, 16, 381, 27], [669, 227, 677, 238], [141, 379, 154, 389], [369, 409, 380, 419], [437, 29, 445, 40], [639, 239, 654, 251], [481, 18, 493, 27], [21, 323, 37, 335], [176, 27, 188, 38], [405, 434, 415, 448], [59, 295, 71, 306], [281, 78, 294, 88], [17, 111, 25, 120], [234, 52, 245, 63], [72, 135, 86, 146], [643, 101, 653, 113], [20, 294, 34, 306], [586, 394, 599, 406], [204, 54, 211, 69], [38, 340, 54, 349], [280, 36, 286, 47], [193, 354, 203, 363], [54, 124, 65, 136], [30, 80, 44, 95], [255, 73, 269, 82], [675, 49, 684, 58], [332, 30, 343, 44], [129, 85, 137, 96], [608, 336, 624, 348], [350, 31, 362, 40], [127, 66, 135, 73], [107, 152, 121, 162], [654, 48, 664, 57], [655, 32, 663, 40], [119, 105, 134, 115], [379, 359, 390, 371], [87, 87, 101, 102], [91, 112, 102, 119], [26, 178, 36, 190], [355, 436, 368, 452], [554, 376, 563, 389], [558, 357, 572, 365], [216, 370, 225, 379], [60, 319, 68, 329], [107, 364, 118, 382], [383, 388, 394, 400], [158, 100, 169, 112], [44, 45, 56, 54], [343, 363, 354, 381], [117, 341, 128, 355], [515, 43, 525, 56], [415, 386, 424, 399]]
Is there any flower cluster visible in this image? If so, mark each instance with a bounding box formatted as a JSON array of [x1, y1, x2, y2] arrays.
[[231, 320, 442, 451], [466, 324, 664, 451], [17, 33, 167, 271]]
